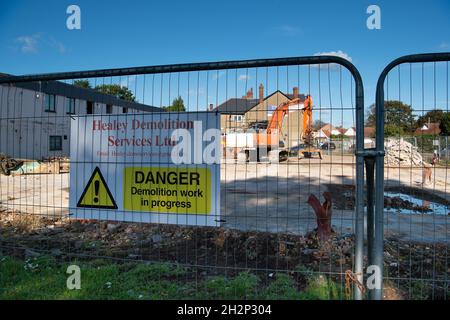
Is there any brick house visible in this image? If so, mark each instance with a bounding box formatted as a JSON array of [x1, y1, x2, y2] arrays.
[[414, 122, 441, 136], [214, 84, 309, 147]]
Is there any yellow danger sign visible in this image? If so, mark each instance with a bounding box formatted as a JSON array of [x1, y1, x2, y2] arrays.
[[123, 167, 211, 214], [77, 167, 118, 209]]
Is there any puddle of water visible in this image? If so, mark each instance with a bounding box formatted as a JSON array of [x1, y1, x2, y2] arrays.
[[384, 192, 449, 216]]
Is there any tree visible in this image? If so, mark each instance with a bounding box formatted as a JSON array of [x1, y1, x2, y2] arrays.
[[417, 109, 444, 127], [365, 104, 375, 127], [440, 113, 450, 136], [94, 84, 136, 102], [384, 124, 404, 137], [312, 119, 326, 131], [73, 80, 92, 89], [163, 96, 185, 112], [366, 101, 415, 134]]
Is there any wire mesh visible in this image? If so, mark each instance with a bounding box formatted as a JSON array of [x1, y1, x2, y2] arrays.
[[379, 59, 449, 300], [0, 59, 362, 300]]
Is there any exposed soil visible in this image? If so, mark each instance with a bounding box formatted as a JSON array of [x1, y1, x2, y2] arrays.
[[0, 207, 448, 299], [326, 184, 355, 210], [0, 209, 353, 275]]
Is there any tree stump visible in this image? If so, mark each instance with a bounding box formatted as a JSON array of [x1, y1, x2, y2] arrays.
[[307, 192, 333, 243]]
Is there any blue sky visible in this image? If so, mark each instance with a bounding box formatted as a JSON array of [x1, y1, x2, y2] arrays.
[[0, 0, 449, 124]]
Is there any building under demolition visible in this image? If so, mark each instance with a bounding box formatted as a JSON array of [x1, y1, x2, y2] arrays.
[[0, 76, 160, 160]]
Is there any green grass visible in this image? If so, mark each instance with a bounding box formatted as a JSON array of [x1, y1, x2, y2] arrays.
[[0, 255, 344, 300]]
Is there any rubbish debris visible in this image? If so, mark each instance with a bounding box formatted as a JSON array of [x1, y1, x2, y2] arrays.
[[0, 154, 23, 176], [2, 156, 70, 175], [1, 210, 448, 299], [384, 138, 424, 166]]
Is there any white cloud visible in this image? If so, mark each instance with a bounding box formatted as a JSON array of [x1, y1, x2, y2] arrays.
[[14, 33, 67, 54], [314, 50, 353, 62], [238, 74, 250, 81], [439, 42, 449, 49], [15, 34, 40, 53]]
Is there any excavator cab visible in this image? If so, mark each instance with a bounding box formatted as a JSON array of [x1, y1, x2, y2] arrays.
[[226, 94, 321, 162]]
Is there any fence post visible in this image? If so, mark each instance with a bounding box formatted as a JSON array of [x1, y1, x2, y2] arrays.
[[354, 67, 365, 300], [364, 154, 375, 265]]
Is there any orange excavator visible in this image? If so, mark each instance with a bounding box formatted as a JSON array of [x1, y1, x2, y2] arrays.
[[226, 95, 321, 162], [265, 96, 312, 143], [263, 95, 321, 160]]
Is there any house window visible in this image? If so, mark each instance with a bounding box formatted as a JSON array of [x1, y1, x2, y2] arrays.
[[49, 136, 62, 151], [106, 104, 113, 114], [66, 98, 76, 114], [122, 107, 128, 114], [86, 101, 93, 114], [44, 94, 56, 112], [232, 115, 243, 122]]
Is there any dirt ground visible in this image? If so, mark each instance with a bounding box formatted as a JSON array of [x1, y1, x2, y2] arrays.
[[0, 154, 448, 243], [0, 211, 447, 300]]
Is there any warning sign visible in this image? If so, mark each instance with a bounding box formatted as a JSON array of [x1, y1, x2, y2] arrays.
[[123, 167, 211, 214], [69, 112, 220, 227], [77, 167, 118, 209]]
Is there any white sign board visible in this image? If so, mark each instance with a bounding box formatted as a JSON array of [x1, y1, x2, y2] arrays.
[[69, 112, 220, 227], [225, 132, 256, 148], [288, 103, 304, 113]]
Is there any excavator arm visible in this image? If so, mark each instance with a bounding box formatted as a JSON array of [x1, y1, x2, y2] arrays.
[[267, 97, 301, 134], [301, 95, 313, 144], [266, 96, 314, 144]]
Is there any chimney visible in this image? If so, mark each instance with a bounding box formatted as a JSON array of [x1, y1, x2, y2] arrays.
[[259, 83, 264, 103], [209, 103, 214, 111], [245, 88, 253, 99], [293, 86, 299, 99]]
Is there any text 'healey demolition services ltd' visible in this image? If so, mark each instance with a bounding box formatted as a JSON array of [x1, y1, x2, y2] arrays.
[[90, 118, 222, 165], [93, 119, 194, 149]]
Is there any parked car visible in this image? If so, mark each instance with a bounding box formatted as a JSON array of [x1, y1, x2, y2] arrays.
[[321, 142, 336, 150], [289, 144, 307, 156], [247, 121, 269, 131]]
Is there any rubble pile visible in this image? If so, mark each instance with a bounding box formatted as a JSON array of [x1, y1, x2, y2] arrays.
[[0, 154, 23, 176], [384, 138, 424, 166], [1, 210, 449, 299]]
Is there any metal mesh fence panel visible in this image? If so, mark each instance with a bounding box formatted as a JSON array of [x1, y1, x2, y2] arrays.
[[373, 54, 450, 300], [0, 57, 364, 300]]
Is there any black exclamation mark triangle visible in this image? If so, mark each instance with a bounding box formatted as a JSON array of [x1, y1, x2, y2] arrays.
[[77, 167, 118, 209], [93, 180, 100, 203]]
